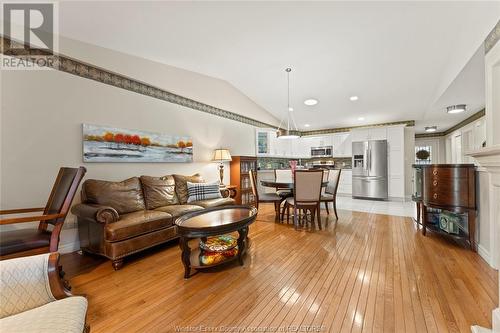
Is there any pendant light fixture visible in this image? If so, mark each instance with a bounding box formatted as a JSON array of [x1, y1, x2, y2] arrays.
[[276, 68, 300, 139]]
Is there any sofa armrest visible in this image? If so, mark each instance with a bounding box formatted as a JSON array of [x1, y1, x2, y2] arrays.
[[72, 203, 119, 224], [0, 253, 70, 318]]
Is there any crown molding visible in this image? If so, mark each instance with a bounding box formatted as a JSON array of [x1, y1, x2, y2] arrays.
[[485, 20, 500, 54], [0, 35, 277, 129], [300, 120, 414, 136], [1, 35, 418, 135], [415, 109, 485, 139]]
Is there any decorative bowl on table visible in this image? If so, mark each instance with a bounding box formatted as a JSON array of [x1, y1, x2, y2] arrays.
[[199, 247, 239, 266], [199, 235, 237, 252]]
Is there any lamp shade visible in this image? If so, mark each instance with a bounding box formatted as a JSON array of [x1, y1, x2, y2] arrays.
[[212, 149, 232, 162]]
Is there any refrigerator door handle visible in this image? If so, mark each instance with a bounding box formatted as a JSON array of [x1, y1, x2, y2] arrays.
[[369, 146, 372, 174], [363, 145, 367, 171]]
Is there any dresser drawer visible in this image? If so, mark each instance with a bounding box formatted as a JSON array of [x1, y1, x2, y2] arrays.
[[425, 167, 468, 179], [424, 187, 469, 207]]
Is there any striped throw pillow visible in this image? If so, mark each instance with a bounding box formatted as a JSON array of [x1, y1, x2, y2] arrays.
[[186, 181, 222, 203]]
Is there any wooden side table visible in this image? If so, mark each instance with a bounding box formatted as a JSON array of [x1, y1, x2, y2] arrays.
[[220, 185, 237, 199]]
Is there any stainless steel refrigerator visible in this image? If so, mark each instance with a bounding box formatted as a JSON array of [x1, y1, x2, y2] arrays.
[[352, 140, 388, 200]]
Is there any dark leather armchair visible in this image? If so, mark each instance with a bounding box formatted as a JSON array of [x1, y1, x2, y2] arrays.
[[0, 167, 87, 259]]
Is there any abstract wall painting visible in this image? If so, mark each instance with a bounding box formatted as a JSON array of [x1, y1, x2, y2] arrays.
[[82, 124, 193, 162]]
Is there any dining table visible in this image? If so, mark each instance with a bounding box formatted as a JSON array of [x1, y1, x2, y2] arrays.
[[260, 179, 330, 228], [260, 180, 329, 191]]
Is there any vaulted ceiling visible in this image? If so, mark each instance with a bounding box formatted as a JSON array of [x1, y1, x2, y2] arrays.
[[57, 1, 499, 133]]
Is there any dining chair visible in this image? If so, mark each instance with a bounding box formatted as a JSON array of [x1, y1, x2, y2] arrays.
[[321, 169, 341, 219], [274, 169, 293, 197], [0, 167, 87, 259], [321, 168, 330, 194], [285, 169, 324, 230], [249, 170, 282, 220]]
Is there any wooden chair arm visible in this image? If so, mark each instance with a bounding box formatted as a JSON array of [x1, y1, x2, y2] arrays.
[[0, 213, 65, 225], [0, 207, 45, 215], [47, 253, 73, 299]]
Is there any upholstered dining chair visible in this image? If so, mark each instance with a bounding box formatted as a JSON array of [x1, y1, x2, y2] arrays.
[[321, 169, 341, 219], [285, 169, 324, 230], [0, 167, 87, 259], [249, 170, 282, 220], [274, 169, 293, 197]]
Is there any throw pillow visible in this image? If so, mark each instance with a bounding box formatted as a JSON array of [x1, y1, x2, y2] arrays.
[[173, 174, 204, 204], [140, 175, 179, 209], [83, 177, 145, 214], [186, 181, 222, 203]]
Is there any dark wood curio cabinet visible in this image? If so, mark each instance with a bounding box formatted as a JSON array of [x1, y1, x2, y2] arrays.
[[420, 164, 477, 251], [230, 156, 257, 206]]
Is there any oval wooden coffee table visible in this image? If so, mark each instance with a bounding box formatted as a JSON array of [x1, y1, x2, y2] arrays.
[[175, 205, 257, 279]]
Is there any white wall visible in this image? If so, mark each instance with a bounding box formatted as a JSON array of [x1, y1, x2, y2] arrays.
[[0, 40, 279, 252]]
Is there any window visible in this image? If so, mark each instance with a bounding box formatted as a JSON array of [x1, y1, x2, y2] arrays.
[[415, 146, 432, 164]]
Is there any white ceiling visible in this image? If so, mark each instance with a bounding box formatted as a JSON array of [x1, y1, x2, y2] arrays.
[[57, 1, 500, 133]]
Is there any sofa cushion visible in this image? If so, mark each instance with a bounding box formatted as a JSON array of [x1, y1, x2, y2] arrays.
[[83, 177, 145, 214], [140, 175, 179, 209], [190, 197, 235, 208], [105, 210, 173, 242], [173, 174, 204, 204], [0, 296, 87, 333], [154, 204, 204, 219]]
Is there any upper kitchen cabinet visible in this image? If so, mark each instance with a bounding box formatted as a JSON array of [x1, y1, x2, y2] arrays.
[[351, 127, 387, 142], [332, 132, 352, 157], [294, 137, 312, 158]]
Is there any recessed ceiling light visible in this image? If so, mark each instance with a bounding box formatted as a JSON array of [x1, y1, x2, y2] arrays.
[[304, 124, 311, 128], [358, 117, 365, 121], [350, 96, 359, 101], [288, 107, 294, 111], [425, 126, 437, 132], [446, 104, 466, 114], [304, 99, 318, 106]]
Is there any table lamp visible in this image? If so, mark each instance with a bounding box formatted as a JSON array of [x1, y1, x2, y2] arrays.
[[212, 149, 232, 186]]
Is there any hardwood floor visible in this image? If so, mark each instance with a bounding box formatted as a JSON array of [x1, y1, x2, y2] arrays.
[[62, 204, 498, 333]]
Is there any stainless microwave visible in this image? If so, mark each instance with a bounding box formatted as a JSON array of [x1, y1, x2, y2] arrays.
[[311, 146, 333, 157]]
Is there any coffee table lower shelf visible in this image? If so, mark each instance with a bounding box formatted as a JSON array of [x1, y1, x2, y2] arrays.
[[179, 230, 249, 279], [189, 240, 249, 270]]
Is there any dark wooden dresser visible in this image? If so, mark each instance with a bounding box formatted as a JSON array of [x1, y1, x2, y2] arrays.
[[421, 164, 476, 250]]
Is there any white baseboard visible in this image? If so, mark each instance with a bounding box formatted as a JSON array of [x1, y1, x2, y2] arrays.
[[58, 241, 79, 254], [471, 307, 500, 333], [58, 227, 80, 254], [493, 308, 500, 333], [478, 244, 492, 266], [388, 196, 405, 202], [472, 325, 492, 333]]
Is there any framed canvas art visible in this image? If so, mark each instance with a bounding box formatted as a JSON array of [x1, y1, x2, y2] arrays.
[[83, 124, 193, 162]]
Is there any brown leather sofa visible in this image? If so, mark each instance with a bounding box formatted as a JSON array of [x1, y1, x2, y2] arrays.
[[71, 174, 234, 270]]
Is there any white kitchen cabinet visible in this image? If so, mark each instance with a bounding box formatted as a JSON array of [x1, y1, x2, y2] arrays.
[[332, 132, 352, 157], [350, 128, 368, 142], [295, 137, 311, 158], [351, 128, 387, 142], [369, 127, 387, 140], [386, 126, 405, 200], [337, 169, 352, 195]]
